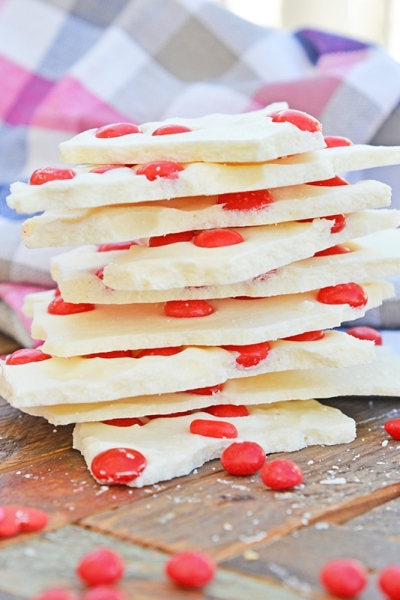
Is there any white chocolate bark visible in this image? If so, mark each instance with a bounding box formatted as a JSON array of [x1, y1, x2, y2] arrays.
[[28, 347, 400, 426], [72, 399, 356, 488], [52, 228, 400, 304], [21, 180, 391, 248], [0, 331, 374, 409], [86, 210, 400, 291], [73, 400, 355, 487], [25, 280, 393, 357], [8, 145, 400, 213], [59, 104, 326, 164]]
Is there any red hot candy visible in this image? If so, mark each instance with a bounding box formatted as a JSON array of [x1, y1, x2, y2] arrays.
[[205, 404, 249, 417], [0, 505, 48, 538], [95, 123, 142, 138], [193, 228, 244, 248], [222, 341, 270, 368], [149, 230, 195, 247], [189, 419, 238, 439], [29, 167, 76, 185], [164, 299, 214, 318], [5, 348, 52, 365], [135, 161, 184, 181], [47, 295, 95, 315], [217, 189, 274, 211], [317, 282, 368, 309], [151, 124, 192, 135], [269, 109, 322, 132], [319, 558, 368, 598], [260, 459, 303, 490], [165, 550, 216, 588], [221, 441, 265, 476], [345, 325, 382, 345], [91, 448, 147, 484], [283, 330, 325, 342], [314, 244, 352, 257], [324, 135, 353, 147], [76, 547, 125, 586]]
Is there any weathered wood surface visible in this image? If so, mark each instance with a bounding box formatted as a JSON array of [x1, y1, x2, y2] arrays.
[[1, 332, 400, 599]]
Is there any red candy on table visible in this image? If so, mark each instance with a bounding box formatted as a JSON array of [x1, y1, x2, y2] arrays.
[[29, 167, 76, 185], [47, 295, 96, 315], [269, 109, 322, 132], [95, 123, 142, 138], [33, 589, 79, 600], [189, 419, 238, 439], [384, 419, 400, 440], [164, 299, 214, 318], [5, 348, 52, 365], [260, 458, 303, 490], [135, 160, 183, 180], [77, 547, 125, 586], [378, 564, 400, 600], [0, 505, 48, 538], [345, 325, 382, 345], [165, 550, 216, 588], [91, 448, 147, 485], [317, 282, 368, 308], [319, 558, 368, 598], [221, 441, 265, 475], [151, 124, 192, 135], [193, 228, 244, 248], [217, 189, 274, 211]]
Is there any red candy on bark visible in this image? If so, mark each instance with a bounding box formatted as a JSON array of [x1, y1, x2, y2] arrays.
[[269, 109, 322, 132], [152, 124, 192, 135], [217, 189, 274, 211], [193, 228, 244, 248], [91, 448, 146, 484], [204, 404, 249, 417], [283, 330, 325, 342], [136, 161, 183, 180], [189, 419, 238, 439], [5, 348, 52, 365], [149, 230, 195, 246], [29, 167, 76, 185], [345, 325, 382, 345], [95, 123, 142, 138], [47, 295, 95, 315], [317, 282, 368, 308], [164, 299, 214, 318], [222, 341, 270, 367]]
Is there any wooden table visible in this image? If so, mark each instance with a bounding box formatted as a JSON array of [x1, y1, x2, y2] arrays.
[[1, 332, 400, 600]]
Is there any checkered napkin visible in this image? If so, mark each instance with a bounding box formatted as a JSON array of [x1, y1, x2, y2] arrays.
[[1, 0, 400, 346]]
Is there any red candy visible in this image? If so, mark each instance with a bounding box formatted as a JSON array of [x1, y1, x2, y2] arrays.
[[384, 419, 400, 440], [319, 558, 368, 598], [77, 547, 125, 586], [164, 299, 214, 318], [378, 564, 400, 600], [91, 448, 146, 484], [165, 550, 216, 589], [217, 189, 274, 211], [5, 348, 52, 365], [189, 419, 238, 439], [0, 505, 48, 538], [221, 441, 265, 475], [260, 459, 303, 490], [346, 325, 382, 345], [149, 230, 195, 247], [95, 123, 142, 138], [283, 330, 325, 342], [317, 282, 368, 308], [85, 350, 134, 359], [47, 295, 95, 315], [185, 384, 223, 395], [270, 109, 322, 132], [29, 167, 76, 185], [97, 241, 136, 251], [205, 404, 249, 417], [151, 124, 192, 135], [299, 213, 346, 233], [136, 160, 183, 180], [222, 341, 270, 368], [314, 244, 352, 257], [307, 175, 350, 187], [136, 346, 182, 358], [102, 417, 144, 427], [193, 228, 244, 248], [324, 135, 353, 147]]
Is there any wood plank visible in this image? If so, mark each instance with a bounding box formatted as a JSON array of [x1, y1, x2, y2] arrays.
[[80, 397, 400, 562], [0, 525, 305, 600]]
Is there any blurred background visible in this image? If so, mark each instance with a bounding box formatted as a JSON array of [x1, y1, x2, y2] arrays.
[[216, 0, 400, 62]]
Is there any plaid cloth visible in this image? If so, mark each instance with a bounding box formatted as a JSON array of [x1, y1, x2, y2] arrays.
[[1, 0, 400, 346]]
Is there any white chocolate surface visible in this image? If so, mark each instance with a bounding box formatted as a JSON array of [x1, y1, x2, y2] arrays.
[[25, 281, 393, 357], [21, 180, 391, 248], [71, 399, 356, 487], [73, 210, 399, 292], [1, 331, 374, 409], [53, 228, 400, 304], [29, 347, 400, 426], [8, 145, 400, 213], [59, 104, 326, 164]]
